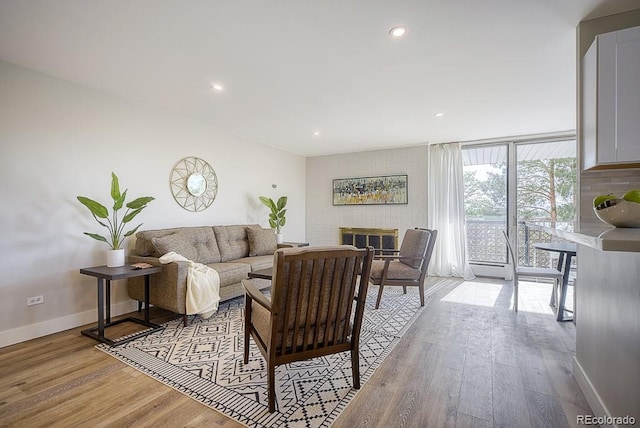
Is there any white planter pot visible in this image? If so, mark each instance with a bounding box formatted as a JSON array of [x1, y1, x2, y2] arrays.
[[276, 233, 284, 244], [107, 249, 125, 267]]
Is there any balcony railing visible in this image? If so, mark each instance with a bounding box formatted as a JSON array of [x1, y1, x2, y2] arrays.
[[466, 219, 576, 269]]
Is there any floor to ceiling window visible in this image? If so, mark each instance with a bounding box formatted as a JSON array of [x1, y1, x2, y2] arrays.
[[462, 136, 577, 277], [463, 144, 508, 266]]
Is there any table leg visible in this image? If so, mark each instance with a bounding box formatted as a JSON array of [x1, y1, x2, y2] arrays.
[[550, 252, 566, 307], [144, 274, 150, 322], [97, 278, 105, 339], [106, 279, 111, 323], [556, 252, 565, 272], [557, 253, 574, 321]]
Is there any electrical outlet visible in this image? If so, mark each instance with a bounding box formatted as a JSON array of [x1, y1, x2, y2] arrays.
[[27, 295, 44, 306]]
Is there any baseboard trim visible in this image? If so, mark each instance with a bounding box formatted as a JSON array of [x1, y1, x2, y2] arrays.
[[573, 356, 615, 427], [470, 263, 507, 278], [0, 300, 138, 348]]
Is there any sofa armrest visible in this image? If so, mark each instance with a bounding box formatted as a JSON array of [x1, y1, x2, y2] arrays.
[[242, 279, 272, 311], [126, 255, 189, 314], [127, 255, 164, 266]]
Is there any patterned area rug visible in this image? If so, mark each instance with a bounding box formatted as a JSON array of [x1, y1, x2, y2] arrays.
[[98, 285, 435, 427]]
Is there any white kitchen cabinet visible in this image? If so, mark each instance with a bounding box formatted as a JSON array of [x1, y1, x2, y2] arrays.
[[582, 25, 640, 170]]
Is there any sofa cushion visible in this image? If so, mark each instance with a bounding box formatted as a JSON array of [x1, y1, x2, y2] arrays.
[[214, 225, 259, 262], [370, 259, 421, 281], [152, 233, 199, 261], [247, 228, 277, 256], [135, 228, 178, 256], [135, 226, 221, 263], [207, 262, 252, 286], [251, 299, 272, 344], [235, 255, 274, 271]]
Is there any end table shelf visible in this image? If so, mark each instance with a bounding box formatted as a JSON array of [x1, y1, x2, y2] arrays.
[[80, 265, 164, 346]]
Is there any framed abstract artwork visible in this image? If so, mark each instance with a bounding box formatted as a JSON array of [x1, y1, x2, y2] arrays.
[[332, 174, 408, 205]]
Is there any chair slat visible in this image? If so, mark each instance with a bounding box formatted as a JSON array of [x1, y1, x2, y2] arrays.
[[305, 259, 317, 350], [324, 257, 342, 347], [291, 259, 309, 353], [341, 257, 357, 342], [280, 261, 298, 355], [313, 260, 330, 350], [331, 257, 348, 345]]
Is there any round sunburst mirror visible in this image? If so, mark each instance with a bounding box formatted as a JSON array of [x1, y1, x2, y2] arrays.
[[170, 157, 218, 212]]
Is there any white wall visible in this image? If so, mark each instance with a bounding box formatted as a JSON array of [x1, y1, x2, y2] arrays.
[[305, 146, 428, 246], [0, 60, 305, 347]]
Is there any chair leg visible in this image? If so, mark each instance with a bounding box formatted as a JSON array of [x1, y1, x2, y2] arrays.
[[514, 277, 519, 312], [556, 279, 568, 322], [375, 285, 385, 309], [243, 334, 250, 364], [183, 314, 189, 327], [402, 286, 407, 294], [244, 301, 251, 364], [418, 283, 425, 306], [351, 347, 361, 389], [267, 363, 276, 412]]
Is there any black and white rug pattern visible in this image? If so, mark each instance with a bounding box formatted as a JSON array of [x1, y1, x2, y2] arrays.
[[98, 285, 435, 427]]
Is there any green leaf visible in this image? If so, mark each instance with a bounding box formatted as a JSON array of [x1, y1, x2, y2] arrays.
[[124, 224, 142, 237], [280, 217, 286, 227], [268, 213, 277, 221], [77, 197, 109, 218], [122, 208, 142, 223], [259, 196, 275, 210], [268, 219, 276, 228], [110, 172, 121, 201], [83, 232, 108, 243], [127, 196, 155, 209], [113, 190, 126, 211], [276, 196, 287, 211]]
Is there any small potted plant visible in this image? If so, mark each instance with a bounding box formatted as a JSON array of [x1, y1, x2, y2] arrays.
[[77, 172, 154, 267], [259, 196, 287, 243]]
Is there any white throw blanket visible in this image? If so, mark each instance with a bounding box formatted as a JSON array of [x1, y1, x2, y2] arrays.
[[158, 251, 221, 319]]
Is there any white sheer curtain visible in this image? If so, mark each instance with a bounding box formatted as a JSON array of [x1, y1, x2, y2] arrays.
[[428, 143, 475, 280]]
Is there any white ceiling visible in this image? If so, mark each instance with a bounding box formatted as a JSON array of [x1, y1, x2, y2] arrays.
[[0, 1, 637, 157]]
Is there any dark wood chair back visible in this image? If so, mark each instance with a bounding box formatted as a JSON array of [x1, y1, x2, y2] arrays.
[[371, 228, 437, 308], [243, 245, 374, 412]]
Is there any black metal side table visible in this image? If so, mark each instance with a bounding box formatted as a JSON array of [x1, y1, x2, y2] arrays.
[[80, 265, 164, 346]]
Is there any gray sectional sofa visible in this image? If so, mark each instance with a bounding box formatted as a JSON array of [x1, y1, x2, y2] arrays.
[[127, 224, 278, 325]]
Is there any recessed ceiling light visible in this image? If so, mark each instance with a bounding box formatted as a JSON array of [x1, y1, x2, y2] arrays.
[[211, 83, 224, 91], [312, 131, 320, 136], [434, 112, 445, 117], [389, 26, 407, 37]]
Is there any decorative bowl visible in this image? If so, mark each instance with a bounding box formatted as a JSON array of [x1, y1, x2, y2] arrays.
[[594, 199, 640, 228]]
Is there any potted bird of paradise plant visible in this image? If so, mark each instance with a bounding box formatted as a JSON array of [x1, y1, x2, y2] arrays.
[[77, 172, 154, 267]]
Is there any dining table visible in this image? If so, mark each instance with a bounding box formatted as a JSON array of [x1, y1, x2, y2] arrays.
[[532, 241, 577, 321]]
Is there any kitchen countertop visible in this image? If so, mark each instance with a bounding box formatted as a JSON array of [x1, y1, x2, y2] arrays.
[[526, 223, 640, 252]]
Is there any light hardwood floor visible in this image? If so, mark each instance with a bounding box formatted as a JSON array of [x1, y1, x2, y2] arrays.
[[0, 277, 591, 427]]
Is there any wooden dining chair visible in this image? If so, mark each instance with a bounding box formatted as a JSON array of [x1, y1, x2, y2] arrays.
[[242, 245, 374, 412], [503, 230, 564, 313], [370, 228, 437, 309]]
